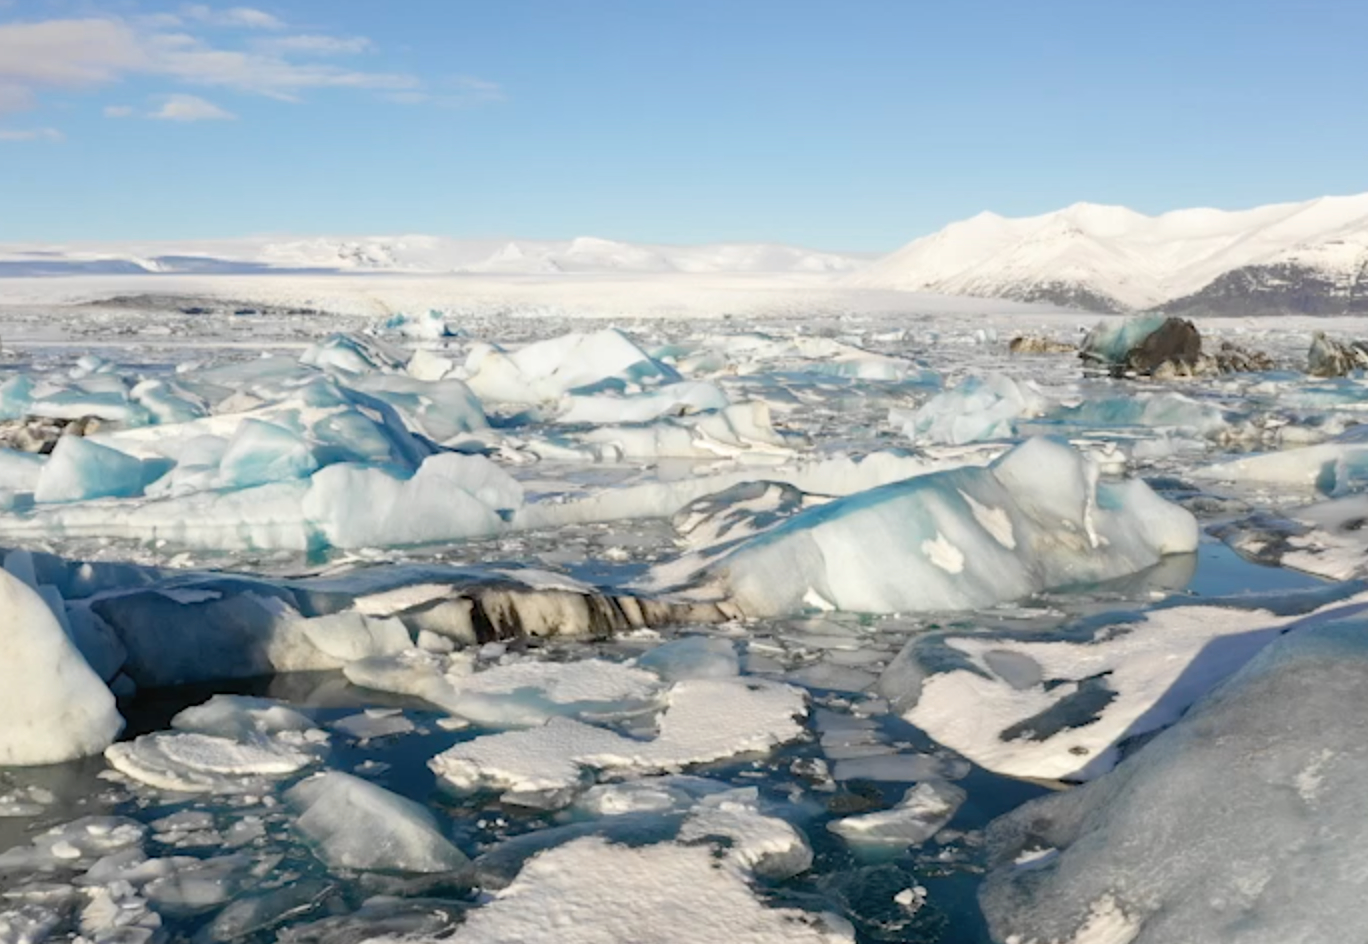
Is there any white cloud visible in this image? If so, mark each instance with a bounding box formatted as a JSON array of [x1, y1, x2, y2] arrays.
[[0, 15, 423, 107], [103, 104, 134, 117], [0, 126, 63, 141], [181, 5, 285, 30], [255, 34, 372, 55], [0, 9, 496, 124], [150, 93, 235, 121]]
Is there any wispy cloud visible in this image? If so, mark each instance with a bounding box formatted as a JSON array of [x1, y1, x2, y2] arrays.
[[0, 6, 497, 129], [180, 5, 285, 30], [103, 104, 134, 117], [0, 126, 62, 141], [254, 34, 372, 56], [151, 92, 235, 120]]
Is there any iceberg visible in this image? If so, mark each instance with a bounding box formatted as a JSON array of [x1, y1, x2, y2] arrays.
[[678, 437, 1198, 617], [462, 328, 681, 403]]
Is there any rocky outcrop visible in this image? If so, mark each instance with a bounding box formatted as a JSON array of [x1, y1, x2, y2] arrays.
[[1307, 331, 1368, 377]]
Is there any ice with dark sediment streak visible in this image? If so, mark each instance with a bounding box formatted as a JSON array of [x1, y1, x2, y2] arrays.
[[980, 603, 1368, 944]]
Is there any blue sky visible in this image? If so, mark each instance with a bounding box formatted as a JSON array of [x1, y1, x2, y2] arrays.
[[1, 0, 1366, 250]]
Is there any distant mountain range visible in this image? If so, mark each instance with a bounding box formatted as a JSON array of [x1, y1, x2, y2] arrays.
[[846, 194, 1368, 315], [7, 195, 1368, 316], [0, 235, 868, 278]]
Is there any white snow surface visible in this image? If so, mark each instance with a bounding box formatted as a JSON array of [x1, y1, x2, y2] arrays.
[[420, 836, 851, 944], [847, 193, 1368, 310]]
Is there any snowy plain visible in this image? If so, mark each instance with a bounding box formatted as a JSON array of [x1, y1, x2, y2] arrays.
[[0, 267, 1365, 943]]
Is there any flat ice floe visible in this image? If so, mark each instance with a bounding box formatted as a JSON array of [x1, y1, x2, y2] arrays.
[[430, 677, 807, 807], [432, 836, 850, 944]]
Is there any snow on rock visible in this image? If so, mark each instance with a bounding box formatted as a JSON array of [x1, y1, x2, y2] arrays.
[[886, 592, 1368, 781], [435, 836, 850, 944], [0, 568, 123, 766], [286, 771, 470, 873], [979, 600, 1368, 944], [669, 437, 1197, 617], [429, 677, 807, 807], [827, 780, 967, 848]]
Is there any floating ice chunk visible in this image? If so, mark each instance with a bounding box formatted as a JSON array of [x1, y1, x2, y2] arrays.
[[556, 381, 730, 425], [0, 448, 44, 492], [349, 373, 489, 442], [831, 754, 969, 782], [979, 605, 1368, 944], [574, 400, 798, 461], [408, 347, 458, 381], [444, 837, 850, 944], [104, 731, 316, 793], [300, 333, 405, 375], [333, 709, 416, 741], [678, 787, 813, 880], [143, 853, 257, 916], [378, 310, 453, 340], [286, 771, 470, 873], [443, 659, 664, 728], [573, 775, 731, 817], [1196, 439, 1368, 496], [303, 453, 516, 549], [33, 437, 146, 504], [828, 781, 966, 847], [895, 374, 1050, 445], [635, 636, 740, 681], [131, 378, 208, 425], [1052, 391, 1227, 438], [0, 816, 145, 872], [691, 437, 1198, 617], [430, 677, 807, 807], [215, 419, 319, 489], [171, 695, 320, 742], [0, 568, 122, 765], [463, 329, 681, 404]]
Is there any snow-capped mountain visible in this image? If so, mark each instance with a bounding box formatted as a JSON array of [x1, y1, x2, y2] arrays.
[[0, 235, 869, 278], [849, 194, 1368, 314]]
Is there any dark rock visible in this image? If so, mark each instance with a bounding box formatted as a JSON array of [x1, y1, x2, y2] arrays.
[[1124, 317, 1201, 374], [0, 414, 101, 454]]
